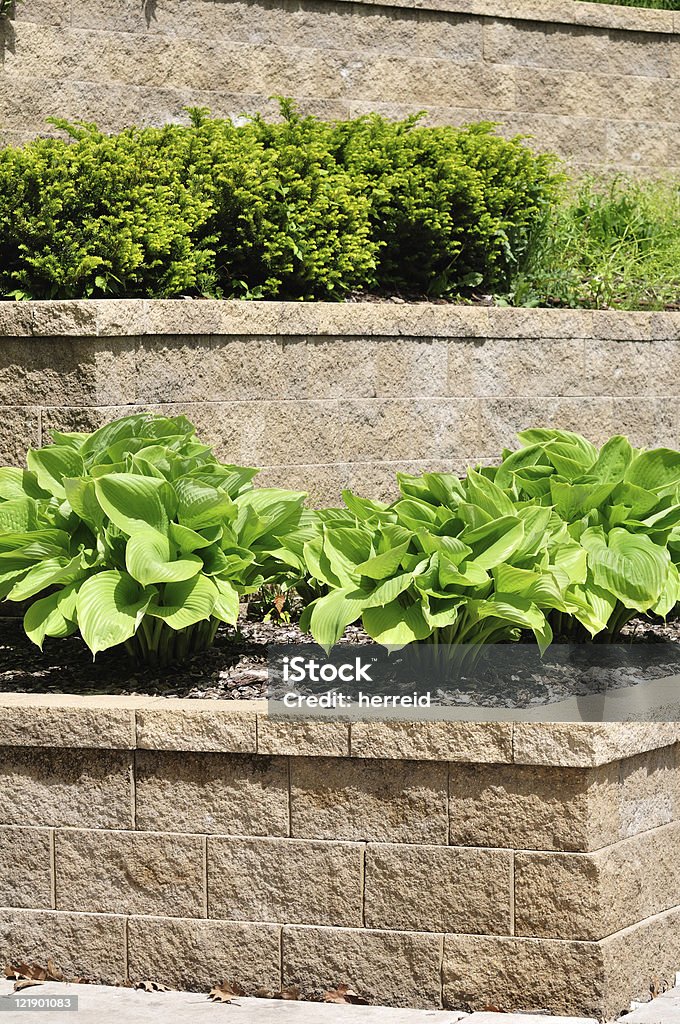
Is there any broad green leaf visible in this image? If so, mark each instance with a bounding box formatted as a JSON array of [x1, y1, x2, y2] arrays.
[[77, 570, 155, 655], [463, 516, 525, 570], [7, 554, 84, 602], [125, 527, 202, 586], [0, 497, 38, 534], [175, 477, 234, 529], [212, 578, 240, 624], [306, 587, 366, 650], [27, 445, 84, 498], [590, 435, 634, 483], [625, 449, 680, 493], [146, 574, 218, 629], [24, 582, 81, 649], [94, 473, 176, 535], [363, 598, 431, 648], [582, 527, 669, 612], [355, 541, 411, 580], [0, 468, 48, 500]]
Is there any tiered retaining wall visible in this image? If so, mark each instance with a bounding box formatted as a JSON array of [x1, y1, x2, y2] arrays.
[[0, 697, 679, 1019], [0, 300, 678, 505], [1, 0, 680, 173]]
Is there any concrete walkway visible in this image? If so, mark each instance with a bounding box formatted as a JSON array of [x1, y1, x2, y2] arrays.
[[0, 979, 675, 1023]]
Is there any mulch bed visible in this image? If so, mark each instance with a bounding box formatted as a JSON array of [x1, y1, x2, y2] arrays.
[[1, 610, 679, 708]]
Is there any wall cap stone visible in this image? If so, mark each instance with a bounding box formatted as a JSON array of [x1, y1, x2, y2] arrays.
[[1, 300, 679, 341], [0, 693, 677, 766]]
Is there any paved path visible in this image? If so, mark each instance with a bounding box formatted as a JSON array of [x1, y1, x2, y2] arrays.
[[1, 979, 676, 1023]]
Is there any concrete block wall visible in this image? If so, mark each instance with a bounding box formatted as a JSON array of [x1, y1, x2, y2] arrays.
[[0, 300, 678, 505], [1, 0, 680, 173], [0, 698, 679, 1018]]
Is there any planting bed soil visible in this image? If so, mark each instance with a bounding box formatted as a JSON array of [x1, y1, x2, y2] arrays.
[[2, 610, 678, 711]]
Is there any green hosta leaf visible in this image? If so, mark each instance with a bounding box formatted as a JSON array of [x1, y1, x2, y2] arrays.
[[567, 582, 617, 637], [341, 490, 392, 522], [0, 468, 48, 501], [63, 477, 105, 531], [125, 527, 202, 586], [94, 473, 176, 535], [6, 554, 84, 602], [321, 527, 369, 588], [352, 573, 413, 609], [212, 577, 240, 624], [77, 570, 156, 656], [355, 541, 411, 580], [0, 497, 39, 534], [175, 477, 235, 529], [473, 594, 552, 653], [169, 521, 220, 553], [465, 470, 516, 518], [362, 598, 431, 648], [549, 479, 617, 520], [416, 531, 471, 565], [581, 526, 669, 612], [27, 445, 84, 499], [146, 574, 218, 629], [235, 489, 306, 546], [653, 562, 680, 619], [463, 516, 525, 570], [590, 435, 634, 483], [24, 582, 81, 649], [304, 587, 367, 650], [625, 449, 680, 494], [438, 557, 489, 589]]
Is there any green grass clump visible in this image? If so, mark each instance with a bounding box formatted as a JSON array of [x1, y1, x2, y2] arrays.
[[507, 176, 680, 310], [579, 1, 679, 9]]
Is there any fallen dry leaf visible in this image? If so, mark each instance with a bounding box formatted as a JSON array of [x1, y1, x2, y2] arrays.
[[208, 981, 244, 1003], [323, 984, 368, 1005], [279, 985, 300, 1000], [14, 980, 44, 992]]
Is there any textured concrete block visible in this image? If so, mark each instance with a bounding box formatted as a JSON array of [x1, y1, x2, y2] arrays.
[[127, 916, 281, 992], [449, 762, 599, 852], [512, 722, 680, 768], [443, 932, 604, 1018], [0, 339, 132, 407], [0, 826, 52, 909], [306, 337, 377, 400], [290, 755, 448, 844], [135, 750, 289, 836], [55, 829, 204, 917], [136, 706, 257, 754], [515, 822, 680, 941], [340, 398, 479, 461], [0, 746, 133, 829], [374, 338, 449, 398], [0, 407, 40, 466], [447, 337, 584, 397], [0, 701, 134, 750], [257, 718, 350, 757], [208, 836, 363, 926], [364, 843, 512, 934], [611, 397, 679, 449], [283, 924, 443, 1008], [0, 908, 126, 984], [584, 339, 651, 397], [478, 398, 613, 454], [349, 721, 512, 763]]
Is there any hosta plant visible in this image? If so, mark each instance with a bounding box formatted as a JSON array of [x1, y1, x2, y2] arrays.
[[487, 429, 680, 639], [300, 473, 583, 673], [0, 413, 314, 666]]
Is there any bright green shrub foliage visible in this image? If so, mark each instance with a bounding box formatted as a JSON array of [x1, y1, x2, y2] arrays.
[[0, 105, 560, 301], [0, 413, 315, 665], [331, 117, 560, 296], [0, 122, 216, 300]]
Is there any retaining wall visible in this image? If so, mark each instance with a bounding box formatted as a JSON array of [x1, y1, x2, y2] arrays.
[[2, 0, 680, 173], [0, 300, 679, 505], [0, 697, 679, 1018]]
